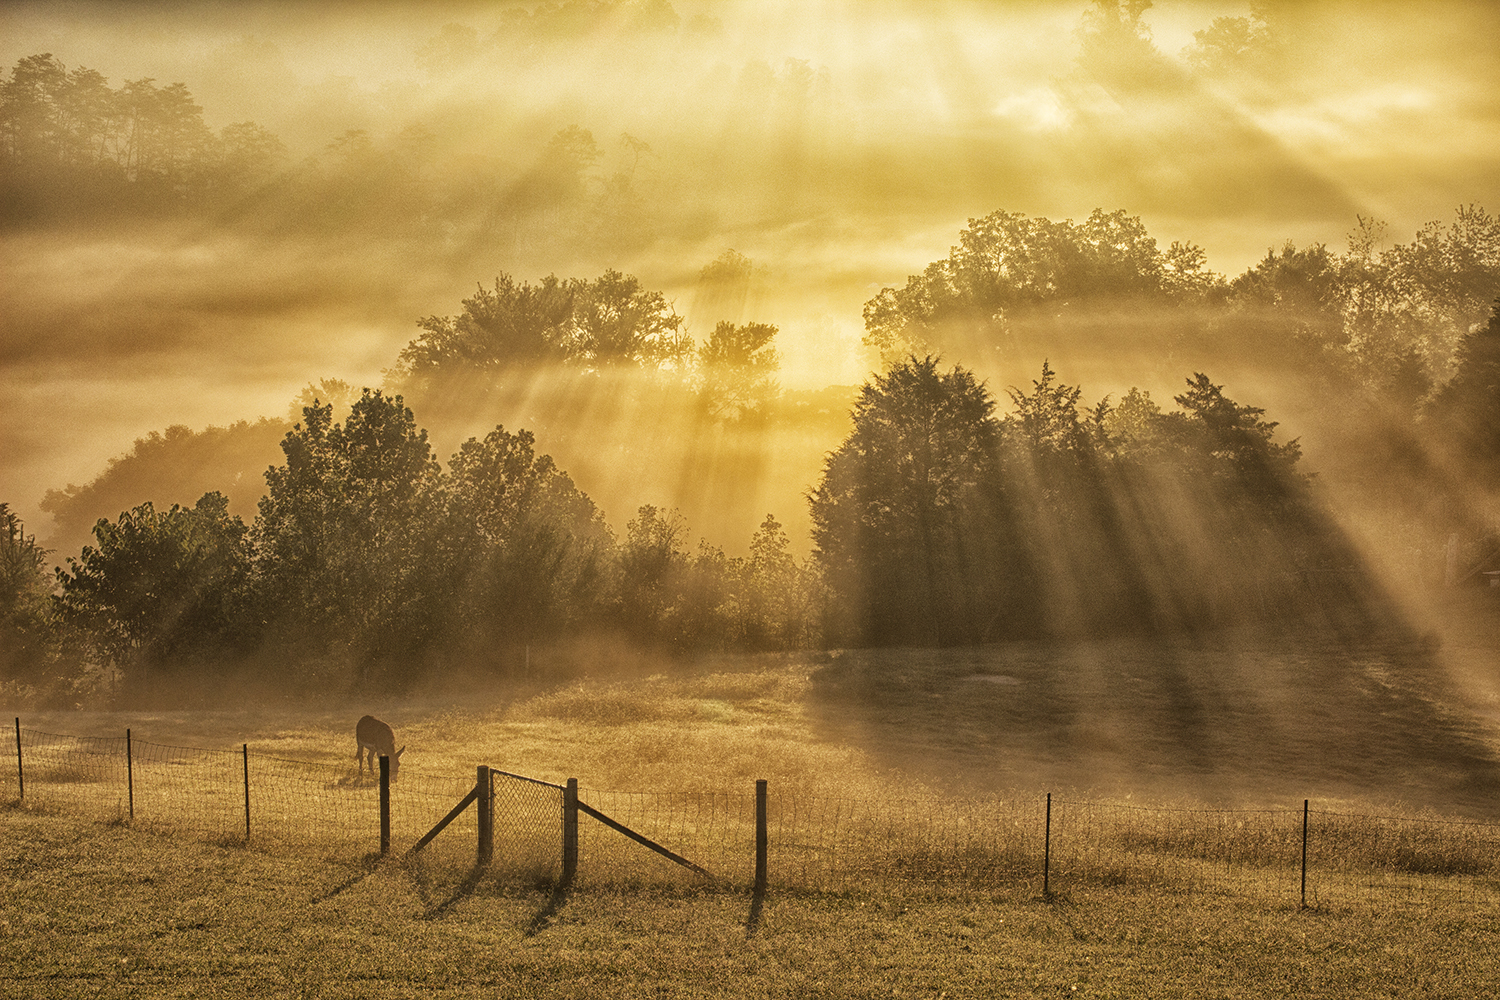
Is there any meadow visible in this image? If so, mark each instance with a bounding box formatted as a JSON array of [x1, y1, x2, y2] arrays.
[[4, 597, 1500, 997], [3, 806, 1498, 999]]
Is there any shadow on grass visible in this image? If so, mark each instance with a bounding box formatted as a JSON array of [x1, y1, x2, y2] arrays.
[[420, 863, 490, 920], [746, 887, 765, 937], [311, 851, 385, 903], [523, 883, 572, 937], [805, 624, 1500, 812]]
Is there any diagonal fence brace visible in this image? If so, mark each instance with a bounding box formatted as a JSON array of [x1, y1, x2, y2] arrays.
[[576, 799, 716, 881], [407, 784, 480, 856]]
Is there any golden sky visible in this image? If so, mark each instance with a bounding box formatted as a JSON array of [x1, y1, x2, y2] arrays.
[[2, 0, 1498, 548]]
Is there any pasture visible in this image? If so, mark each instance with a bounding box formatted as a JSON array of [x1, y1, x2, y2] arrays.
[[3, 805, 1498, 999], [4, 599, 1500, 996]]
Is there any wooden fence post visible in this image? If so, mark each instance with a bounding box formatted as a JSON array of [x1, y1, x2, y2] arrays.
[[1043, 792, 1052, 898], [379, 755, 390, 856], [242, 744, 250, 841], [754, 779, 768, 895], [126, 728, 134, 820], [13, 718, 21, 801], [477, 765, 493, 866], [562, 777, 578, 885], [1301, 799, 1309, 909]]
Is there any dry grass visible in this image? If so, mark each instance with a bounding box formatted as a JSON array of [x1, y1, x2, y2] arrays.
[[5, 622, 1500, 994], [7, 623, 1500, 894], [2, 808, 1498, 999], [8, 653, 897, 800], [30, 618, 1494, 817]]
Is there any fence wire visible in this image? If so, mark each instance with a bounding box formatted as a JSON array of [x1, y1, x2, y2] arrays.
[[1305, 808, 1500, 908], [9, 729, 133, 825], [1050, 799, 1304, 900], [246, 755, 474, 859], [491, 771, 564, 885], [766, 792, 1046, 893], [131, 739, 246, 842], [5, 726, 1500, 910], [576, 789, 755, 889]]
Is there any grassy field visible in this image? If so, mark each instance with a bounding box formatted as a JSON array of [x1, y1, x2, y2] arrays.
[[4, 596, 1500, 996], [13, 609, 1500, 811], [2, 808, 1497, 999]]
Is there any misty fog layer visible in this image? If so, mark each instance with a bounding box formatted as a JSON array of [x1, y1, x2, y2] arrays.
[[3, 0, 1499, 550], [9, 3, 1500, 831]]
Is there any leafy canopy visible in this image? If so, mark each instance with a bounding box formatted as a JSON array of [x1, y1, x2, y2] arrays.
[[395, 268, 689, 385], [863, 208, 1221, 366]]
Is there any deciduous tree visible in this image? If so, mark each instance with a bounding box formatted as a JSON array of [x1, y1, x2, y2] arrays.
[[54, 493, 252, 685], [567, 269, 690, 370], [1, 504, 63, 699], [447, 425, 612, 652], [1425, 299, 1500, 487], [253, 391, 447, 686], [862, 208, 1220, 366], [696, 321, 780, 422]]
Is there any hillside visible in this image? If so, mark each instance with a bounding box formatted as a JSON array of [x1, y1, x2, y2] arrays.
[[810, 599, 1500, 815], [13, 590, 1500, 821]]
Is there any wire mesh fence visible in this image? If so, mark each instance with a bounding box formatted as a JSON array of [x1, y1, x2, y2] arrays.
[[7, 729, 133, 825], [490, 770, 565, 885], [246, 754, 477, 860], [1049, 799, 1306, 900], [131, 739, 247, 842], [1304, 808, 1500, 908], [575, 789, 755, 889], [764, 792, 1046, 894], [565, 790, 1049, 893], [4, 722, 1500, 911], [6, 727, 480, 858]]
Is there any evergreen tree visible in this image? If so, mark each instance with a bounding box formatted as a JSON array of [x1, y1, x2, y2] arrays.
[[253, 390, 447, 687]]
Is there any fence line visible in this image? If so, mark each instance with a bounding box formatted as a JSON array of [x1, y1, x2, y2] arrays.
[[4, 721, 1500, 909]]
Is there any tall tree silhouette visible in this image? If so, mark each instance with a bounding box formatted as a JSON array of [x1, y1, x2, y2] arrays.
[[253, 391, 448, 686], [1426, 299, 1500, 486], [810, 356, 1021, 645]]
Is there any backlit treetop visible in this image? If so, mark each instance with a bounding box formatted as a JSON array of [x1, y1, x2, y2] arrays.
[[394, 269, 691, 386], [862, 208, 1222, 367]]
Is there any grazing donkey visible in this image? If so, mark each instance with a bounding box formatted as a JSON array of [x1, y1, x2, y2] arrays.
[[356, 715, 405, 781]]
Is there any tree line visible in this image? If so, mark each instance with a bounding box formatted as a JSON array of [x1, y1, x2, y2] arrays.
[[4, 389, 823, 704], [0, 53, 286, 222], [864, 206, 1499, 411], [0, 50, 630, 244], [4, 344, 1377, 705], [862, 205, 1500, 564], [392, 256, 780, 422], [7, 192, 1498, 704], [10, 211, 1497, 709], [0, 28, 730, 258], [811, 356, 1377, 647]]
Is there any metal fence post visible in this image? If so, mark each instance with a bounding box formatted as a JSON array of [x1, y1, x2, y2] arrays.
[[242, 744, 251, 841], [562, 777, 578, 885], [379, 755, 390, 856], [477, 765, 493, 866], [755, 779, 768, 895], [1043, 792, 1052, 897], [126, 728, 134, 820], [13, 718, 21, 801], [1301, 799, 1309, 909]]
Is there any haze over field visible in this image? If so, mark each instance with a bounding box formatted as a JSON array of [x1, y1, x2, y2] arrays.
[[3, 0, 1498, 555], [9, 1, 1500, 850]]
